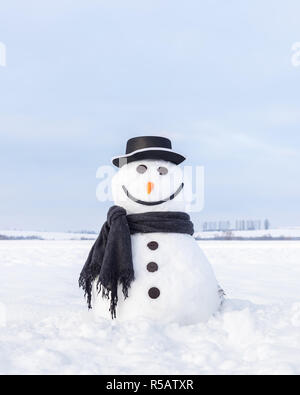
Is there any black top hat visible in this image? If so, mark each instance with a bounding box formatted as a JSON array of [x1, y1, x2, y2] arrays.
[[112, 136, 186, 168]]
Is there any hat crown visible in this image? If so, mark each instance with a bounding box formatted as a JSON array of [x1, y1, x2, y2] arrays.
[[112, 135, 185, 167], [126, 136, 172, 154]]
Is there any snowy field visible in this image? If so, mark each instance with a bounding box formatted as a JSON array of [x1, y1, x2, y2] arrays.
[[2, 227, 300, 241], [195, 227, 300, 239], [0, 229, 97, 240], [0, 239, 300, 375]]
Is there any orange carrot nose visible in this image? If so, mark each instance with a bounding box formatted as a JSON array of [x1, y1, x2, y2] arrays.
[[147, 182, 154, 194]]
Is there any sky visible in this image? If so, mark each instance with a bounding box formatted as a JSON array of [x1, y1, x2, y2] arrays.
[[0, 0, 300, 231]]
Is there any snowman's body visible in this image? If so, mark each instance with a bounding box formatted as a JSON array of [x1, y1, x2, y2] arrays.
[[93, 232, 220, 324], [92, 157, 222, 324]]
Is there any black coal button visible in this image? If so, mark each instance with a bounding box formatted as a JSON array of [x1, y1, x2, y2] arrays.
[[147, 241, 159, 250], [147, 262, 158, 272], [148, 287, 160, 299]]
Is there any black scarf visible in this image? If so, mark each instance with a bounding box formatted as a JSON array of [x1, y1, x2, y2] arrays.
[[79, 206, 194, 318]]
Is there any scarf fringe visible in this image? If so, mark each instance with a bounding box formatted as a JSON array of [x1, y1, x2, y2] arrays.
[[78, 274, 93, 309], [96, 281, 121, 319], [78, 272, 133, 319]]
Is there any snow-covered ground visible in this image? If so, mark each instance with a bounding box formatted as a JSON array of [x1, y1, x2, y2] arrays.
[[2, 227, 300, 240], [195, 227, 300, 239], [0, 239, 300, 375]]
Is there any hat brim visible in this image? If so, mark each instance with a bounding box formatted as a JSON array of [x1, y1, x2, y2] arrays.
[[112, 148, 186, 168]]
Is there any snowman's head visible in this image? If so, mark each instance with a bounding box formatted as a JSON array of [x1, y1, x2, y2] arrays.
[[112, 159, 185, 214], [111, 136, 186, 214]]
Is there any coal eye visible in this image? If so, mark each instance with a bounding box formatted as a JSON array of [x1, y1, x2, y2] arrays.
[[136, 164, 147, 174], [158, 166, 168, 175]]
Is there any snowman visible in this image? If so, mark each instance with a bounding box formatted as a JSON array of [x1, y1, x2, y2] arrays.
[[79, 136, 223, 325]]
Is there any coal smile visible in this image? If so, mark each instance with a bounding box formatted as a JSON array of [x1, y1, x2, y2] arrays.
[[122, 183, 184, 206]]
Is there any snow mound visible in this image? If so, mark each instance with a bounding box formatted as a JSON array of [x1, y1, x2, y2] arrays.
[[1, 300, 300, 375]]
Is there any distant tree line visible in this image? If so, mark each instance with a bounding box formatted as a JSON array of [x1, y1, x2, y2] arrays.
[[0, 234, 43, 240], [202, 219, 271, 232]]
